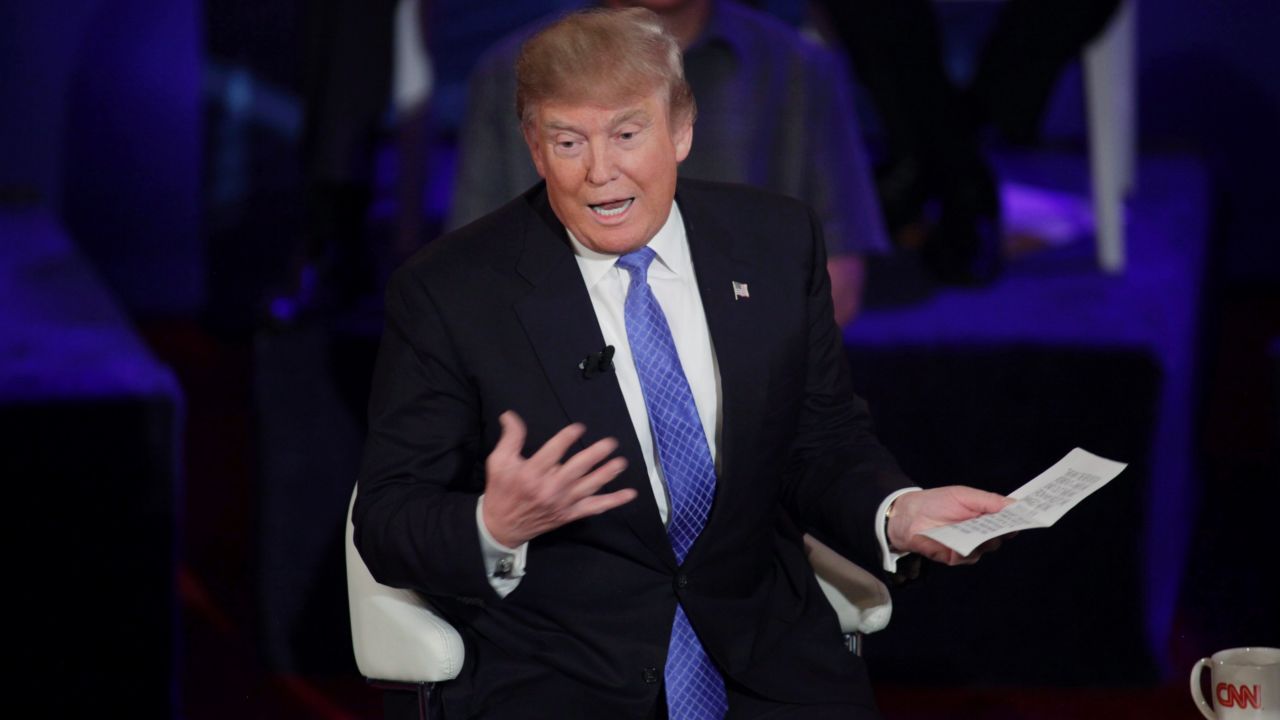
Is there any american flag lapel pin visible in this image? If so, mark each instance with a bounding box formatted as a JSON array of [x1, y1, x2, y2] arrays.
[[732, 281, 750, 300]]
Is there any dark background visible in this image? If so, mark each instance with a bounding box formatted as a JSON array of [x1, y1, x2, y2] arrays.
[[2, 0, 1277, 717]]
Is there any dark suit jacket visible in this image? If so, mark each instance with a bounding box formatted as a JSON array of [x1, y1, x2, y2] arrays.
[[354, 179, 912, 719]]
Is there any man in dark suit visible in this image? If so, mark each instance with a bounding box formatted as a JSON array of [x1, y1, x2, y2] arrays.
[[355, 8, 1009, 719]]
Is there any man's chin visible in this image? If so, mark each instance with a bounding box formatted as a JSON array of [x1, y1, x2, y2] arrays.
[[575, 226, 651, 256]]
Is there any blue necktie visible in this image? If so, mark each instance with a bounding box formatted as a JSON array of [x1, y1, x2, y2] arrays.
[[616, 247, 728, 720]]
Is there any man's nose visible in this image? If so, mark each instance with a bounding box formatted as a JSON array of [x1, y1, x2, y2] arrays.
[[585, 143, 619, 185]]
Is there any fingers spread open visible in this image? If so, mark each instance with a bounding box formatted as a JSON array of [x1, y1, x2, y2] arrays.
[[565, 488, 638, 522], [566, 455, 629, 499], [558, 436, 620, 481], [527, 422, 587, 471], [484, 419, 634, 545]]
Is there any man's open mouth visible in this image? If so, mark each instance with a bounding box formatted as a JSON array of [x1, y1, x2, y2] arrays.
[[589, 198, 634, 217]]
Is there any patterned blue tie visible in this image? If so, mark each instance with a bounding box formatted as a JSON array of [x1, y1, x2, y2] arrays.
[[616, 247, 728, 720]]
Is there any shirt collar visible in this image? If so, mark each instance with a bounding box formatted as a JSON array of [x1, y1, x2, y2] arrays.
[[567, 201, 690, 288]]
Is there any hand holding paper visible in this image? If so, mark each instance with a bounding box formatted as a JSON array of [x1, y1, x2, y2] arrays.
[[917, 448, 1127, 557], [887, 486, 1016, 566]]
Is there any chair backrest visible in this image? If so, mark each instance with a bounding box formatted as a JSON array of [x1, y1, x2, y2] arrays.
[[345, 488, 465, 683], [345, 487, 893, 684], [804, 534, 893, 634]]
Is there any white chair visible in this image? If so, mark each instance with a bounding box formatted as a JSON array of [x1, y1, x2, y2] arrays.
[[940, 0, 1138, 272], [345, 488, 893, 719]]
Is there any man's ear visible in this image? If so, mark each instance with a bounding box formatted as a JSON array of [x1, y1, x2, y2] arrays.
[[522, 123, 548, 179], [672, 116, 693, 164]]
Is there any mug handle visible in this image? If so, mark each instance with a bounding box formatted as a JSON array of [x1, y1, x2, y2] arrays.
[[1190, 657, 1216, 720]]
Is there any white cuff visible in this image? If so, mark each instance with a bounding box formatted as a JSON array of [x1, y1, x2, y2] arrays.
[[876, 487, 923, 573], [476, 496, 528, 598]]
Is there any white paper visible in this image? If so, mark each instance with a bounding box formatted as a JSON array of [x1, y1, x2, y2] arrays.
[[918, 447, 1127, 556]]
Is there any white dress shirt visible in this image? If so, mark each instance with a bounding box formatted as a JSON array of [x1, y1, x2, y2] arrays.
[[476, 202, 913, 597]]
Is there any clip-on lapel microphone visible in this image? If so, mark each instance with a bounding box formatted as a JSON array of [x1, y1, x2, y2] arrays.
[[579, 345, 615, 379]]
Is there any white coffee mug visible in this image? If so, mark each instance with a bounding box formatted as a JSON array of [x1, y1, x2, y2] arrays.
[[1191, 647, 1280, 720]]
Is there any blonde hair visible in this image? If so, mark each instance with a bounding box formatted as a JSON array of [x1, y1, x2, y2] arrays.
[[515, 7, 696, 129]]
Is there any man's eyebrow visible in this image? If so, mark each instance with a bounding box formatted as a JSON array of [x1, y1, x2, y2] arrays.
[[543, 119, 585, 133], [610, 108, 652, 129]]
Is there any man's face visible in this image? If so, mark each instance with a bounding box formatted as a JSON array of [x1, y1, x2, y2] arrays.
[[524, 88, 693, 255]]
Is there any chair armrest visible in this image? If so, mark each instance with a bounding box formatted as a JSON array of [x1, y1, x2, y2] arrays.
[[346, 490, 465, 683], [803, 534, 893, 634]]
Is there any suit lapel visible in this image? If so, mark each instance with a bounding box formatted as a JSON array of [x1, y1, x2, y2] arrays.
[[512, 190, 674, 567], [677, 186, 769, 544]]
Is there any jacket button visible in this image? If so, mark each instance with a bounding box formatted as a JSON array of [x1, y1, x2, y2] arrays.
[[642, 667, 659, 684], [675, 573, 689, 589]]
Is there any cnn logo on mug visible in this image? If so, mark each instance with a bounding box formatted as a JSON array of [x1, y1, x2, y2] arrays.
[[1191, 647, 1280, 720]]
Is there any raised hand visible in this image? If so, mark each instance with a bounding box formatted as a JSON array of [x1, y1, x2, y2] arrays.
[[887, 486, 1014, 565], [481, 411, 636, 548]]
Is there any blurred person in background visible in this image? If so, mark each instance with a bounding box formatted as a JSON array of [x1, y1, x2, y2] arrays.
[[815, 0, 1121, 285]]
